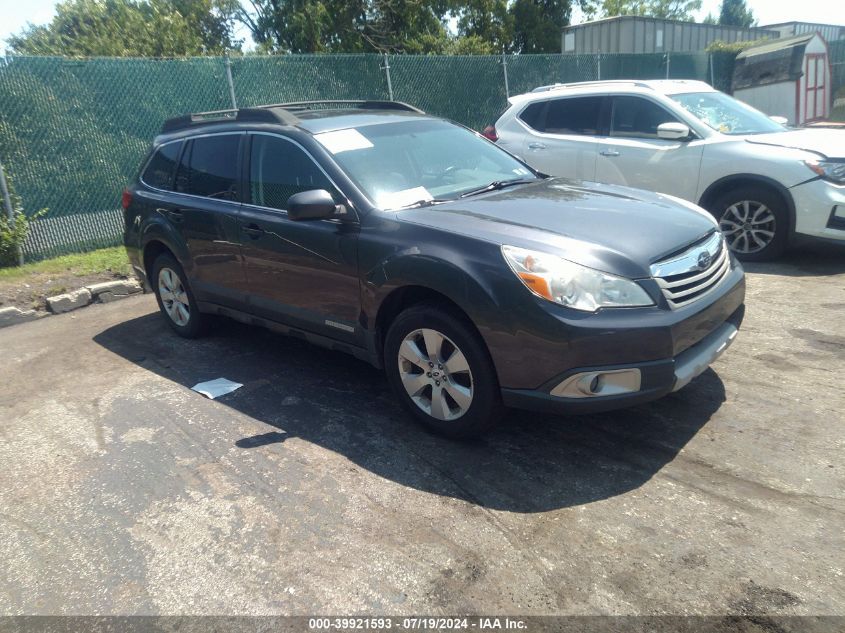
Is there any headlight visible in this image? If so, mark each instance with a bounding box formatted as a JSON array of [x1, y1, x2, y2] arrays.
[[501, 245, 654, 312], [805, 159, 845, 184]]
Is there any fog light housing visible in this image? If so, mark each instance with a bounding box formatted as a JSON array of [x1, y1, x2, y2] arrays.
[[551, 368, 642, 399]]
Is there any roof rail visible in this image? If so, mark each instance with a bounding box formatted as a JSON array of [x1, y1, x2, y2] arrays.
[[259, 100, 425, 113], [531, 80, 656, 93], [160, 100, 424, 134]]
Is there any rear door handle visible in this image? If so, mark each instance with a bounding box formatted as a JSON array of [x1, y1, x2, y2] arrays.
[[600, 149, 620, 157], [241, 223, 265, 239], [528, 142, 547, 150]]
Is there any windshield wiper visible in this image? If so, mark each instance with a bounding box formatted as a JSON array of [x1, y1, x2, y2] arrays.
[[459, 178, 538, 198], [396, 198, 451, 210]]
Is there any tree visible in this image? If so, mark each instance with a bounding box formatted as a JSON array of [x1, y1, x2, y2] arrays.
[[510, 0, 572, 53], [718, 0, 754, 27], [586, 0, 701, 21], [7, 0, 241, 57]]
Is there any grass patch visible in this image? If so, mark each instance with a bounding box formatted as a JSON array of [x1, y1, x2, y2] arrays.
[[832, 106, 845, 123], [0, 246, 131, 285]]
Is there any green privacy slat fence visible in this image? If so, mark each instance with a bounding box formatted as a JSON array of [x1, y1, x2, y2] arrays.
[[1, 52, 726, 261]]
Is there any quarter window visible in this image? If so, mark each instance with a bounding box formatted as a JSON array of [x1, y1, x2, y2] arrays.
[[518, 102, 547, 131], [174, 134, 241, 200], [142, 141, 182, 190], [611, 96, 680, 139], [248, 135, 333, 211]]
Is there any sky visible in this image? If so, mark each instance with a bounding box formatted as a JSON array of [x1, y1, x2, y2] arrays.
[[1, 0, 845, 51]]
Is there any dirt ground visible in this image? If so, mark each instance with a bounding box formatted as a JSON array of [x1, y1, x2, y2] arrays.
[[0, 245, 843, 618], [0, 269, 131, 312]]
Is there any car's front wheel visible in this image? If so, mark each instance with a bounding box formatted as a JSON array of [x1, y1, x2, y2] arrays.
[[710, 186, 788, 261], [152, 253, 208, 338], [384, 305, 504, 438]]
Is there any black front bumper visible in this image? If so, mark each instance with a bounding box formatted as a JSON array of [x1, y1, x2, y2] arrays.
[[500, 302, 744, 415]]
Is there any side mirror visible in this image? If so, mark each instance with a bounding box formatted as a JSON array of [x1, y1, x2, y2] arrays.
[[657, 122, 692, 141], [769, 115, 789, 126], [287, 189, 337, 221]]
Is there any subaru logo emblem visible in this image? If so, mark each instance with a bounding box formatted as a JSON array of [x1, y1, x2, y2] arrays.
[[697, 251, 711, 270]]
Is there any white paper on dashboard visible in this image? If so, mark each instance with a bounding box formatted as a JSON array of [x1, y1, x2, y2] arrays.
[[315, 129, 374, 154], [378, 186, 433, 210]]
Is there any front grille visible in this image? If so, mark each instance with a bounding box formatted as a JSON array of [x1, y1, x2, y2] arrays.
[[651, 232, 730, 309]]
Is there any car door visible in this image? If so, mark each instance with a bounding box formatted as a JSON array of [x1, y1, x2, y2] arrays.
[[170, 132, 248, 308], [238, 133, 361, 344], [594, 95, 704, 201], [519, 96, 606, 181]]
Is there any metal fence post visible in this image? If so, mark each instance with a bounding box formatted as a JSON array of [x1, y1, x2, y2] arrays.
[[597, 51, 602, 80], [381, 54, 394, 101], [665, 51, 671, 79], [501, 52, 510, 98], [0, 160, 24, 266], [709, 53, 715, 87], [225, 54, 237, 110]]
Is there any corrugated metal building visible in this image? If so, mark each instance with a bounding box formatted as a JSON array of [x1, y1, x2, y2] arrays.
[[762, 22, 845, 43], [561, 16, 778, 55]]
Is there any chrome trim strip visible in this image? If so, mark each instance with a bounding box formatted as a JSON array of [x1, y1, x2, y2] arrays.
[[661, 254, 730, 302]]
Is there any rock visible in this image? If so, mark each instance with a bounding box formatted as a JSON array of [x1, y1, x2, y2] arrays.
[[98, 291, 137, 304], [86, 279, 142, 297], [0, 306, 42, 328], [47, 288, 92, 314]]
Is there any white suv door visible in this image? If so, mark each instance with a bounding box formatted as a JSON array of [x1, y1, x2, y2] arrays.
[[517, 95, 605, 181], [595, 95, 704, 201]]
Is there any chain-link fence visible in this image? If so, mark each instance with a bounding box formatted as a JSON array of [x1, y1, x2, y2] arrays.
[[830, 40, 845, 121], [0, 51, 733, 261]]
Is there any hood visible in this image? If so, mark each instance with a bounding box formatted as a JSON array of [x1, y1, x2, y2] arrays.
[[397, 178, 718, 279], [745, 128, 845, 159]]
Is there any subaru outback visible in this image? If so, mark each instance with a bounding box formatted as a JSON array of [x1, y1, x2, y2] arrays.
[[123, 100, 745, 438]]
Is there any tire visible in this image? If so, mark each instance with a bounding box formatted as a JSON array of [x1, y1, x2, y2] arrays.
[[709, 186, 789, 262], [384, 304, 504, 439], [151, 253, 208, 338]]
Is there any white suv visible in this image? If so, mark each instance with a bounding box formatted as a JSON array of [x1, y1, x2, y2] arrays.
[[490, 80, 845, 260]]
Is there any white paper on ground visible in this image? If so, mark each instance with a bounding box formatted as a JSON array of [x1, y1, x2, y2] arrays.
[[191, 378, 243, 399], [314, 128, 374, 154]]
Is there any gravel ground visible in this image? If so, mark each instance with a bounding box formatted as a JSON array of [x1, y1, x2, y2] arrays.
[[0, 246, 843, 617]]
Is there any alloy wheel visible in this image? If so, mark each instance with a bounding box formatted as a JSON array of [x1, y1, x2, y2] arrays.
[[719, 200, 776, 254], [397, 328, 474, 421], [158, 267, 191, 327]]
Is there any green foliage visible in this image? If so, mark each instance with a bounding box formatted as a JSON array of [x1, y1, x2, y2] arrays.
[[7, 0, 241, 57], [584, 0, 701, 21], [0, 170, 44, 267], [510, 0, 573, 53], [718, 0, 754, 28], [705, 37, 769, 53]]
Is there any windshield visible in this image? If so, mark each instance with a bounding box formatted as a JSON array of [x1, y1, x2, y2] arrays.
[[314, 119, 537, 209], [671, 91, 786, 136]]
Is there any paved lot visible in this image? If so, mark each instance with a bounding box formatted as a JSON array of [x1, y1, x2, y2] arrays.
[[1, 247, 844, 616]]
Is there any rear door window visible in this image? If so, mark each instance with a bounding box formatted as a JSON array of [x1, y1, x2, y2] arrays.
[[142, 141, 182, 190], [175, 134, 241, 200], [544, 97, 604, 136], [248, 135, 333, 211], [610, 96, 681, 139]]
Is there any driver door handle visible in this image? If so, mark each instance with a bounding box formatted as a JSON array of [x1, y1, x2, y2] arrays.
[[241, 223, 265, 239], [600, 149, 620, 157], [528, 142, 547, 150]]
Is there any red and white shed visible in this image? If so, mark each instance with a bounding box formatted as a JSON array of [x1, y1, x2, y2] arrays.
[[732, 33, 832, 125]]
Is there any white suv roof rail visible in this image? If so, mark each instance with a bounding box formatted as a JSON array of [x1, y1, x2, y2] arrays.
[[531, 80, 656, 93]]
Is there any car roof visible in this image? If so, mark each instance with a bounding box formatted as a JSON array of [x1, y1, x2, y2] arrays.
[[156, 100, 429, 141], [509, 79, 717, 105]]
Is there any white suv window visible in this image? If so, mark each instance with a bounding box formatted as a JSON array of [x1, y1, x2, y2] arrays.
[[519, 97, 604, 136], [610, 96, 680, 140]]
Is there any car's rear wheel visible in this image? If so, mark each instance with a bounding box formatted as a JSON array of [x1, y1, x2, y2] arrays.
[[384, 305, 503, 438], [710, 186, 788, 261], [152, 253, 207, 338]]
